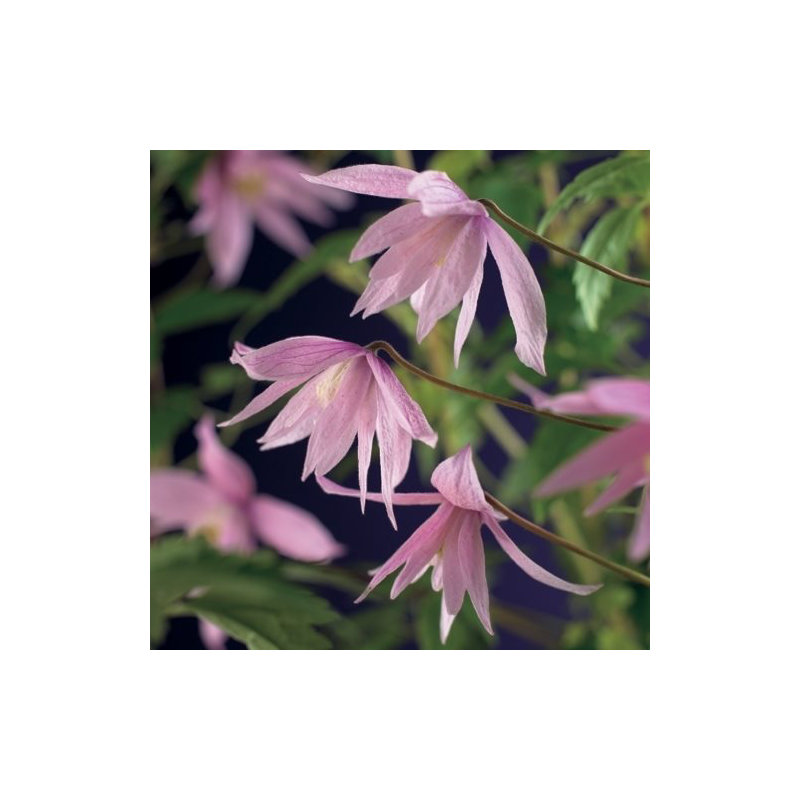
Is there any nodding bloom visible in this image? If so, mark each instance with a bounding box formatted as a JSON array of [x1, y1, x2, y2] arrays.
[[222, 336, 437, 528], [150, 415, 344, 649], [302, 165, 547, 373], [318, 446, 601, 644], [190, 150, 352, 287], [511, 375, 650, 561]]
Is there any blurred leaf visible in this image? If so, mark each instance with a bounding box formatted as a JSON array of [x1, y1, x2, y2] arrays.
[[200, 364, 245, 396], [413, 593, 492, 650], [150, 387, 202, 452], [155, 288, 260, 336], [538, 152, 650, 234], [573, 205, 641, 330], [427, 150, 489, 184], [150, 536, 338, 649], [151, 150, 210, 201]]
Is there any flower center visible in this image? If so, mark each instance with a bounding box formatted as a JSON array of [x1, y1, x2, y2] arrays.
[[233, 172, 267, 201], [315, 360, 352, 407]]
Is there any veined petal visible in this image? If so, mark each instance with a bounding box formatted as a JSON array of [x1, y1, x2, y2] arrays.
[[220, 374, 308, 428], [457, 512, 493, 635], [357, 385, 378, 512], [454, 261, 483, 368], [410, 284, 426, 314], [440, 600, 457, 644], [301, 165, 418, 199], [302, 359, 372, 480], [315, 475, 444, 506], [195, 415, 255, 504], [408, 170, 487, 218], [431, 445, 488, 512], [485, 219, 547, 375], [350, 202, 429, 261], [356, 502, 453, 603], [366, 353, 437, 446], [231, 336, 364, 381], [257, 378, 323, 450], [483, 514, 602, 596], [416, 218, 486, 342], [441, 516, 467, 615], [375, 392, 413, 528], [535, 422, 650, 498], [249, 494, 345, 562]]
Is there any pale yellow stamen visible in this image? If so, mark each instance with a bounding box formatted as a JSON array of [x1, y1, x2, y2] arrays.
[[234, 172, 267, 201], [315, 360, 353, 407]]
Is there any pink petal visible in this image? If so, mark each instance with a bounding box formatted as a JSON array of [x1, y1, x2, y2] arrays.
[[410, 284, 426, 313], [453, 261, 483, 368], [301, 165, 418, 199], [440, 600, 457, 644], [628, 484, 650, 562], [416, 217, 486, 342], [430, 445, 488, 512], [216, 506, 254, 553], [441, 515, 467, 615], [587, 378, 650, 420], [584, 460, 648, 515], [195, 415, 255, 504], [366, 353, 437, 446], [205, 193, 253, 287], [350, 202, 430, 261], [301, 359, 373, 480], [357, 385, 378, 512], [252, 203, 312, 259], [249, 494, 345, 562], [375, 391, 413, 529], [150, 470, 225, 532], [357, 502, 453, 603], [199, 619, 227, 650], [407, 171, 488, 218], [315, 475, 444, 506], [257, 378, 323, 450], [231, 337, 364, 381], [457, 512, 493, 635], [535, 422, 650, 498], [483, 514, 602, 596], [508, 374, 592, 413], [484, 219, 547, 375], [220, 374, 308, 428]]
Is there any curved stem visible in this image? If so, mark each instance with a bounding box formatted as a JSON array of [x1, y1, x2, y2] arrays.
[[366, 340, 617, 434], [478, 198, 650, 288], [484, 492, 650, 588]]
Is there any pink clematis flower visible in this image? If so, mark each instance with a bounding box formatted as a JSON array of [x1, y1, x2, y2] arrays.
[[318, 446, 600, 644], [190, 150, 352, 287], [222, 336, 437, 528], [510, 375, 650, 561], [302, 165, 547, 373], [151, 415, 345, 648]]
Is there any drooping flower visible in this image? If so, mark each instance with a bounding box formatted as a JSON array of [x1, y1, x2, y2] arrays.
[[190, 150, 352, 286], [151, 416, 345, 648], [302, 165, 547, 373], [510, 374, 650, 561], [318, 446, 600, 644], [222, 336, 437, 528]]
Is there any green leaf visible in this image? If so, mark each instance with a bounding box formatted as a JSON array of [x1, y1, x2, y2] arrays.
[[154, 288, 260, 336], [150, 387, 202, 452], [538, 152, 649, 234], [573, 206, 642, 330], [150, 537, 339, 649]]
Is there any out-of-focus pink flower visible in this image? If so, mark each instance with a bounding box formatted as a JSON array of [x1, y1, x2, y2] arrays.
[[151, 415, 345, 649], [511, 375, 650, 561], [223, 336, 437, 529], [302, 165, 547, 373], [189, 151, 352, 287], [318, 446, 600, 644]]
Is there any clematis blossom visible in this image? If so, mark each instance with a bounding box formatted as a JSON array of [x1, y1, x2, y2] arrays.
[[222, 336, 437, 528], [190, 150, 352, 287], [302, 165, 548, 373], [151, 416, 344, 648], [510, 374, 650, 561], [318, 446, 600, 644]]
